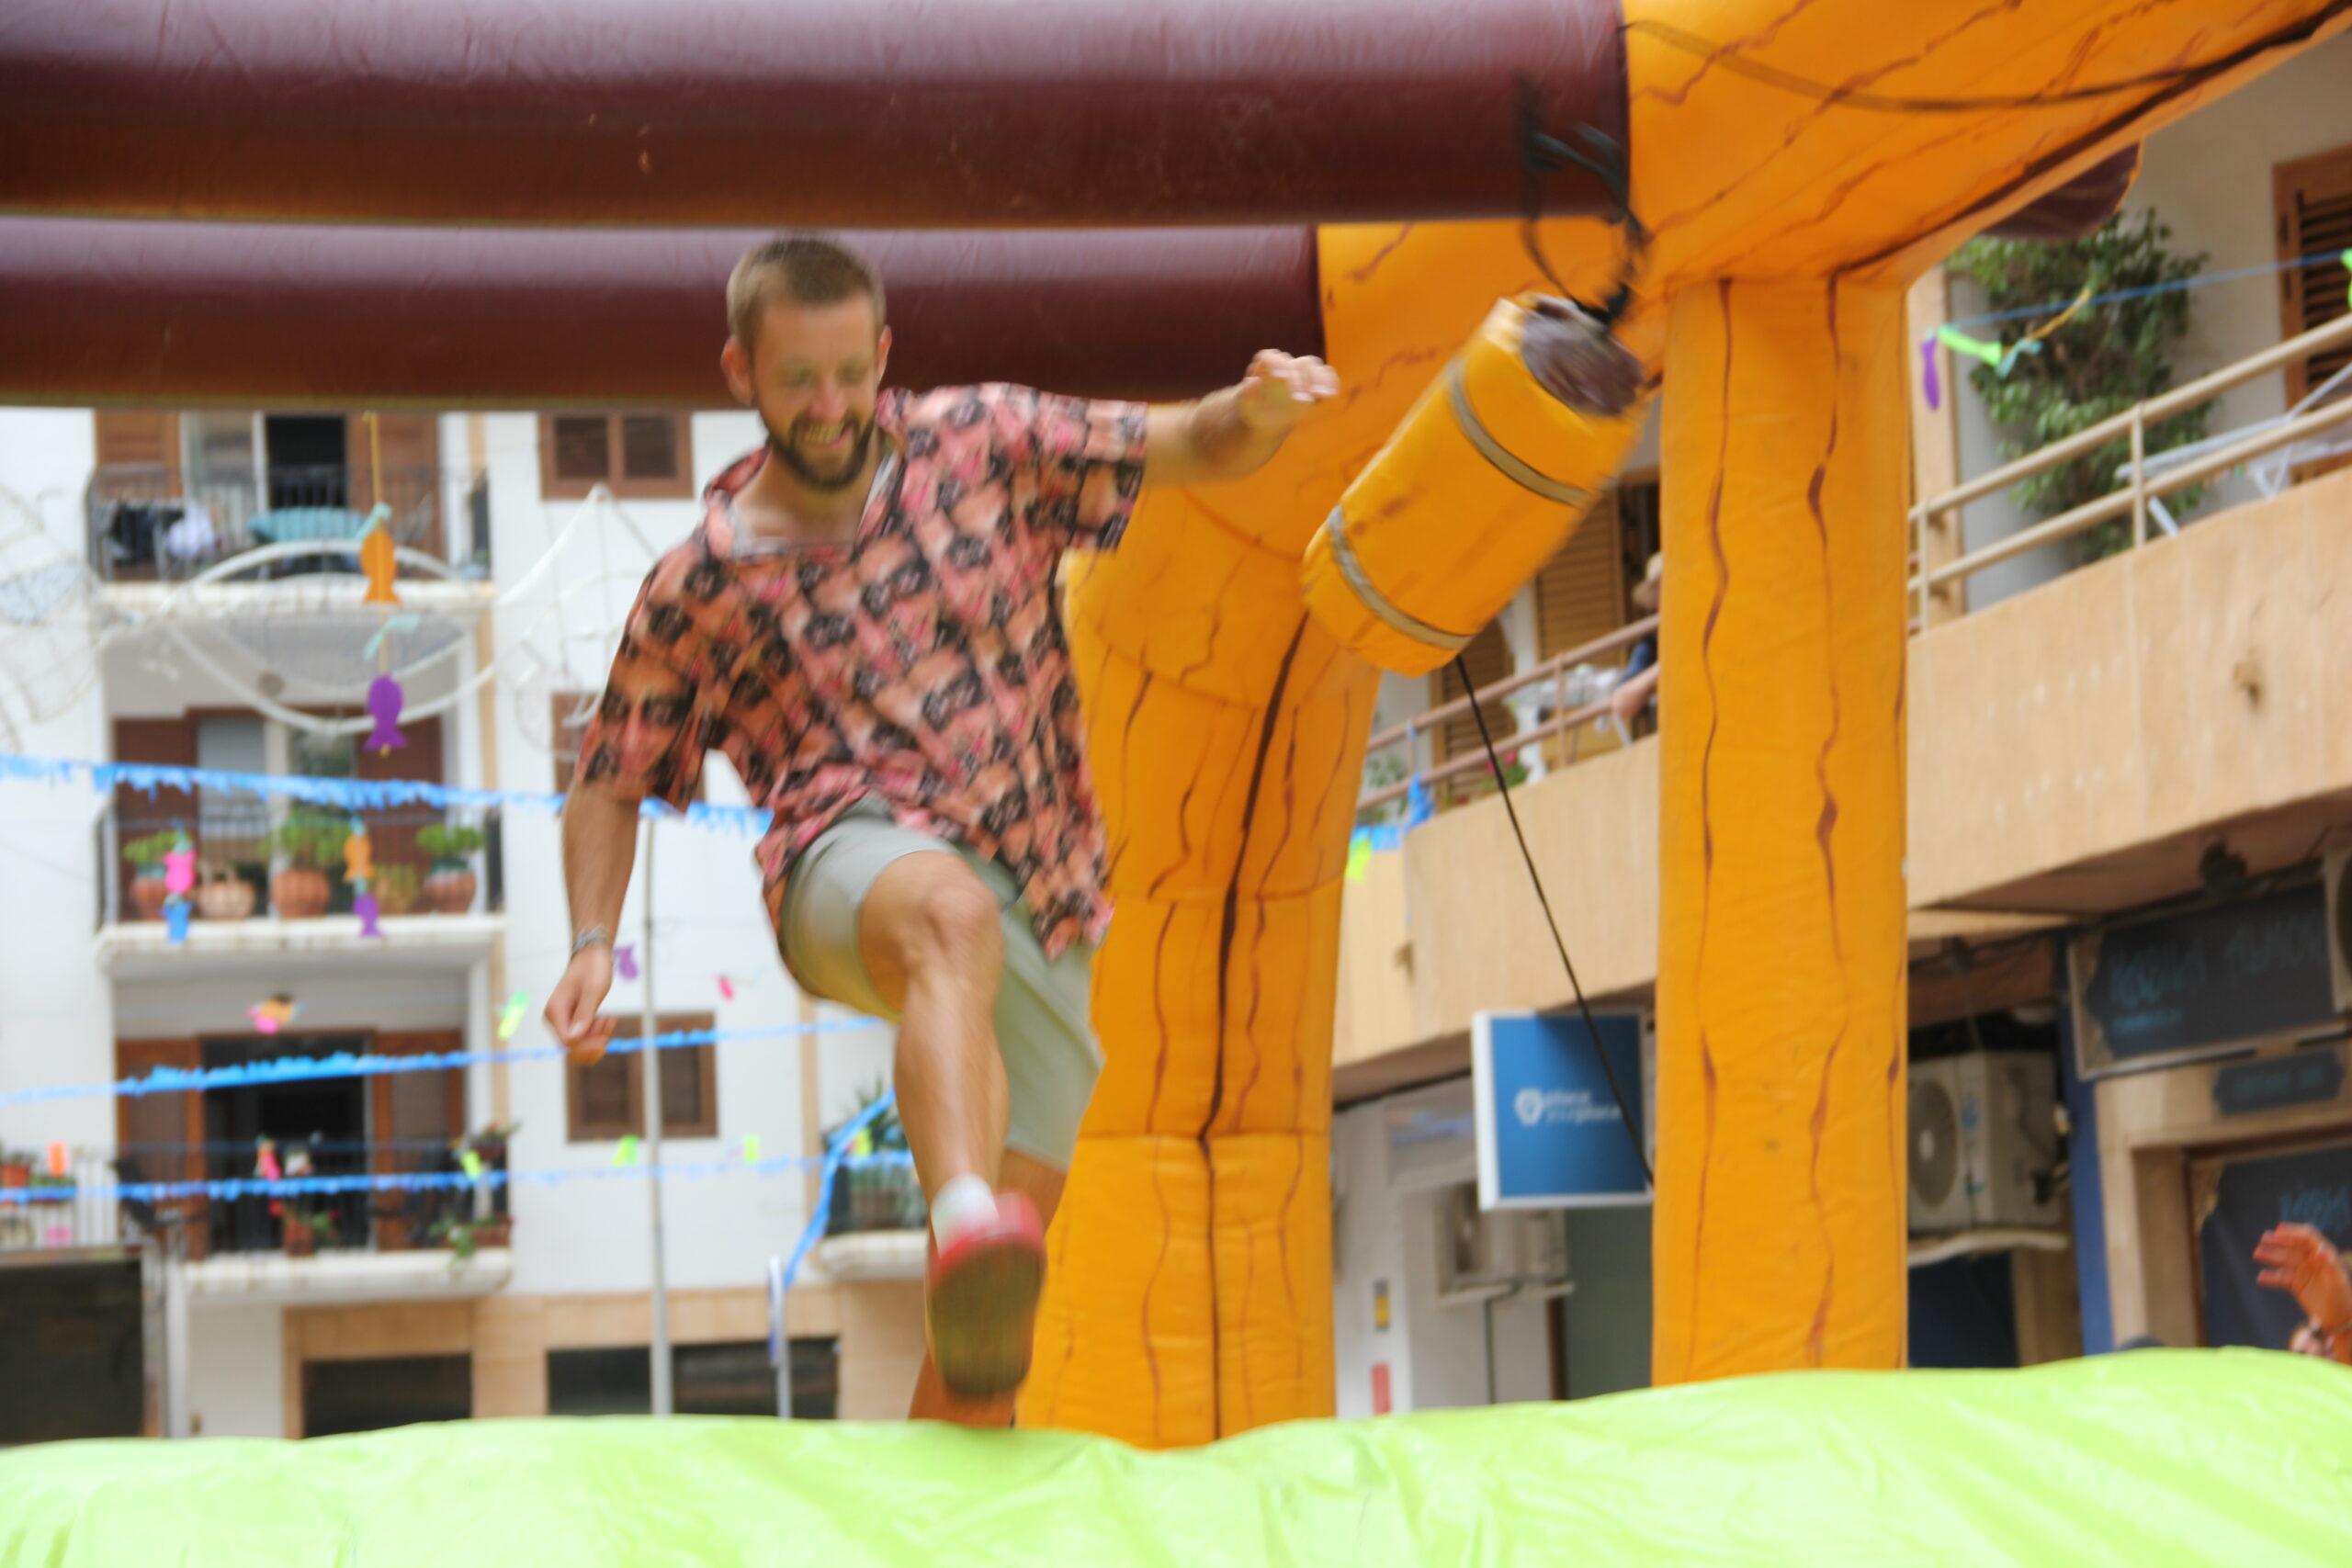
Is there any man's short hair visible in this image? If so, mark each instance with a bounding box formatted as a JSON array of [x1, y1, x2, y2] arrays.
[[727, 234, 887, 349]]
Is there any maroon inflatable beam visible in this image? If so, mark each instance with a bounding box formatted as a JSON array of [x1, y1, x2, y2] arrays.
[[0, 222, 1323, 408], [0, 0, 1629, 228]]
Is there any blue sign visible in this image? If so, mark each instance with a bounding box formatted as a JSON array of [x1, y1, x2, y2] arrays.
[[1472, 1010, 1649, 1210]]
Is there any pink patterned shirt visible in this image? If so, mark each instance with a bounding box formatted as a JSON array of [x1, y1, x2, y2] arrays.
[[575, 384, 1148, 960]]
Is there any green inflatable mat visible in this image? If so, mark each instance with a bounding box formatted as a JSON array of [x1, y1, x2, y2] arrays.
[[4, 1350, 2347, 1566]]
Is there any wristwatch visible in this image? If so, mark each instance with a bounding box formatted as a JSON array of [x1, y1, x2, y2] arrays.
[[571, 924, 612, 957]]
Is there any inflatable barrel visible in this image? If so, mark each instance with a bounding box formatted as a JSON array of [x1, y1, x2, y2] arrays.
[[1301, 294, 1652, 675]]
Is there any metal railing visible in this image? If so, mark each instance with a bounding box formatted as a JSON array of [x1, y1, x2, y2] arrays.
[[1356, 616, 1657, 818], [0, 1148, 120, 1252], [99, 801, 503, 928], [86, 462, 448, 581], [1910, 311, 2352, 620]]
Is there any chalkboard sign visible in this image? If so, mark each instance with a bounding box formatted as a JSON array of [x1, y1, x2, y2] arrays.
[[2069, 880, 2339, 1079], [2195, 1138, 2352, 1352]]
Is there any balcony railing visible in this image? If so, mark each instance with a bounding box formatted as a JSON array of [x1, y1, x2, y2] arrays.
[[1911, 310, 2352, 620], [17, 1138, 510, 1260], [1356, 617, 1657, 821], [99, 801, 503, 928], [86, 462, 448, 582]]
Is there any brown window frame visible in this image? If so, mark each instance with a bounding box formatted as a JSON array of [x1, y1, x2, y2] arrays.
[[565, 1011, 719, 1143], [537, 412, 695, 502], [2275, 144, 2352, 407]]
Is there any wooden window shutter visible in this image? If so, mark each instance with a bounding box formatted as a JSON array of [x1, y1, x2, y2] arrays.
[[2276, 145, 2352, 406], [93, 412, 182, 490], [369, 1030, 466, 1251], [1429, 620, 1516, 766], [1534, 491, 1626, 663], [114, 1037, 207, 1258]]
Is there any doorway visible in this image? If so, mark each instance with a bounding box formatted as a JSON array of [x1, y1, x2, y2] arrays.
[[202, 1033, 368, 1255], [263, 414, 350, 511]]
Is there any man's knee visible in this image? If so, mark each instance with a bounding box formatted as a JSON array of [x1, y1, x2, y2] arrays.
[[871, 855, 1001, 976]]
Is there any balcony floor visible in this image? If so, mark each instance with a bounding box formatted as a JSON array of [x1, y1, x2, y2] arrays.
[[183, 1246, 511, 1308], [97, 912, 503, 978]]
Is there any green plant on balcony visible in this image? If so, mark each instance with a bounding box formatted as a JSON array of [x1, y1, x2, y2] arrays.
[[370, 861, 423, 916], [822, 1079, 924, 1235], [121, 829, 181, 921], [268, 808, 350, 919], [279, 1207, 336, 1258], [1950, 211, 2216, 564], [416, 822, 485, 914], [424, 1211, 514, 1261]]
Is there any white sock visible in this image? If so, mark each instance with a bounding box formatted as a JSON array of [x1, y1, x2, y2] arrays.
[[930, 1174, 997, 1247]]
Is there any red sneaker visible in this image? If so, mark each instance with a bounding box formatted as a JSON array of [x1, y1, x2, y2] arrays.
[[924, 1192, 1047, 1401]]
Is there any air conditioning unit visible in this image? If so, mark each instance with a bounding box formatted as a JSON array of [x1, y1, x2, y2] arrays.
[[1436, 1182, 1566, 1300], [2326, 849, 2352, 1015], [1907, 1052, 2062, 1235]]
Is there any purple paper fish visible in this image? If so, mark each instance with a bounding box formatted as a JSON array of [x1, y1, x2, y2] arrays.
[[614, 943, 639, 980], [164, 899, 191, 944], [1919, 337, 1941, 412], [365, 673, 407, 752], [355, 890, 383, 938]]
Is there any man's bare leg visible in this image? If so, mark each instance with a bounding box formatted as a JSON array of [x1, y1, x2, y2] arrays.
[[908, 1150, 1065, 1425], [859, 852, 1009, 1201]]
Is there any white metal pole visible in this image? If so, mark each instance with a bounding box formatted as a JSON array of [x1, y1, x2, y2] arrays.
[[641, 816, 673, 1416], [163, 1248, 191, 1438], [768, 1255, 793, 1419]]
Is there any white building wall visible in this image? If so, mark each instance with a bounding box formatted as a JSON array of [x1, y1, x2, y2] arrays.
[[187, 1303, 284, 1438], [0, 412, 110, 1159]]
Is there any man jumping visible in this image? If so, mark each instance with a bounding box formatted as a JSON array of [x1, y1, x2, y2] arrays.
[[545, 234, 1336, 1426]]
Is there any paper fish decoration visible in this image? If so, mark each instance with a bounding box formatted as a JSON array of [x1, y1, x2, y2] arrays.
[[495, 990, 530, 1041], [1918, 336, 1942, 412], [364, 673, 407, 753], [1405, 777, 1434, 828], [458, 1148, 486, 1182], [163, 840, 197, 897], [742, 1134, 762, 1165], [716, 974, 736, 1001], [248, 995, 298, 1034], [613, 1134, 640, 1168], [45, 1142, 67, 1178], [343, 821, 373, 886], [255, 1140, 282, 1181], [164, 899, 191, 944], [354, 890, 383, 938], [613, 943, 639, 980], [1344, 831, 1374, 885], [359, 515, 401, 605]]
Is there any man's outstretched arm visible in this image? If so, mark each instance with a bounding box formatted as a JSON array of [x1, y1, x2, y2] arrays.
[[1144, 349, 1339, 488], [544, 781, 640, 1063]]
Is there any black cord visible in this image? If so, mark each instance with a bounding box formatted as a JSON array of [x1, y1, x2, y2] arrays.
[[1623, 12, 2350, 114], [1453, 653, 1655, 1189], [1515, 78, 1647, 330]]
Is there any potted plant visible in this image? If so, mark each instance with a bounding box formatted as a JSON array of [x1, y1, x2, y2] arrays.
[[268, 809, 350, 919], [280, 1207, 335, 1258], [416, 823, 484, 914], [122, 830, 179, 921], [370, 862, 423, 916], [426, 1212, 513, 1260], [195, 863, 256, 921], [0, 1148, 30, 1190], [822, 1081, 925, 1236]]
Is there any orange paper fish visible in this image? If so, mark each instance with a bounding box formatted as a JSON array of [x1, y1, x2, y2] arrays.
[[359, 520, 400, 605], [343, 825, 373, 886]]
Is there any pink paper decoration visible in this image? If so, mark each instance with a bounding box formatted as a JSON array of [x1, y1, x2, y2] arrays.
[[164, 842, 197, 897], [716, 974, 736, 1000]]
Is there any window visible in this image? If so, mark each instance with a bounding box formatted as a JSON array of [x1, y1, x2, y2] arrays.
[[539, 412, 695, 500], [2276, 146, 2352, 406], [547, 1339, 838, 1419], [302, 1354, 471, 1438], [566, 1011, 718, 1142]]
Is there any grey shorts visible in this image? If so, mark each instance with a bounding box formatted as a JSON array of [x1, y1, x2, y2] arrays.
[[777, 800, 1103, 1171]]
